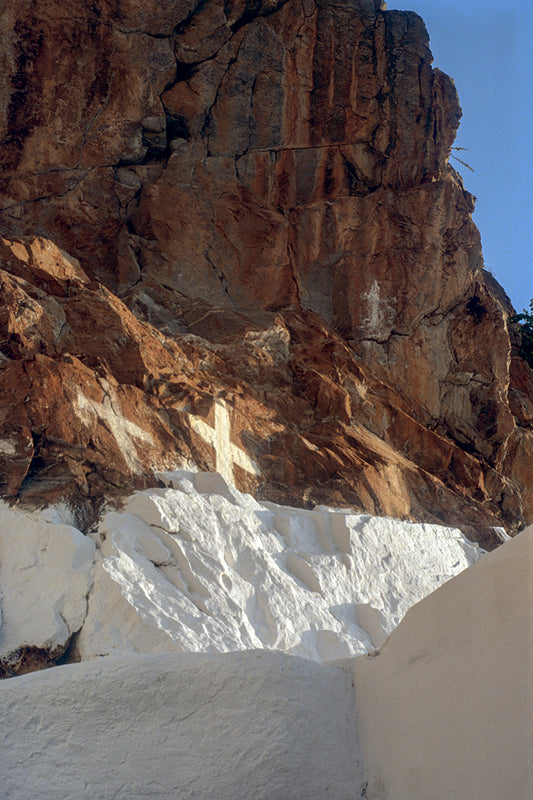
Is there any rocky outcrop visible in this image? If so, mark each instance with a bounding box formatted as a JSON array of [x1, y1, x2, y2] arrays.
[[75, 476, 482, 662], [0, 0, 531, 541], [0, 477, 483, 673]]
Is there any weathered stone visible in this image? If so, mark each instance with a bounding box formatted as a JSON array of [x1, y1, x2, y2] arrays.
[[0, 0, 531, 541]]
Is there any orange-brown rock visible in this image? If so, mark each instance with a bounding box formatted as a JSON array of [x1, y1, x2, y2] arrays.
[[0, 0, 531, 545]]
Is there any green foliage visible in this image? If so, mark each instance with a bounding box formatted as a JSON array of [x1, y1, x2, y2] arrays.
[[512, 299, 533, 368]]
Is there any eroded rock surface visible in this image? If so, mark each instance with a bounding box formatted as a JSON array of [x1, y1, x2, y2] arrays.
[[0, 0, 531, 540]]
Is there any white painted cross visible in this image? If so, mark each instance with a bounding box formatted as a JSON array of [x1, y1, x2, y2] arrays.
[[189, 400, 260, 484], [75, 385, 154, 472]]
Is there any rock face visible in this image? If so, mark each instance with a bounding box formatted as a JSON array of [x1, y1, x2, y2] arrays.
[[0, 502, 95, 676], [77, 474, 483, 662], [0, 0, 531, 540]]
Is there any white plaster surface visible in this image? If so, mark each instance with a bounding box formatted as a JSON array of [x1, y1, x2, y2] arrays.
[[0, 504, 95, 665], [1, 480, 529, 800], [0, 650, 363, 800], [353, 524, 533, 800], [76, 471, 483, 662]]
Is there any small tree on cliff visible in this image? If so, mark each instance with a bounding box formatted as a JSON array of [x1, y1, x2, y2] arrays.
[[450, 146, 474, 173], [512, 299, 533, 367]]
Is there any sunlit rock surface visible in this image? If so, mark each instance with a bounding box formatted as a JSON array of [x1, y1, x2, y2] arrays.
[[0, 0, 531, 538], [0, 1, 531, 795], [0, 474, 483, 673], [78, 471, 483, 661]]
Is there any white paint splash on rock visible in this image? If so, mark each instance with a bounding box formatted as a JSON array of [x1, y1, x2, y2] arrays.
[[76, 470, 484, 662], [0, 439, 18, 456], [0, 504, 95, 670], [361, 279, 396, 339]]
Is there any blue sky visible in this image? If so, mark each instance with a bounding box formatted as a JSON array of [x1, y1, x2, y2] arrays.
[[386, 0, 532, 313]]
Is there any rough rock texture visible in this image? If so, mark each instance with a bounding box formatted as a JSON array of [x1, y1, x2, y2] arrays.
[[0, 0, 531, 541], [0, 480, 483, 672], [75, 475, 483, 662], [2, 528, 531, 799]]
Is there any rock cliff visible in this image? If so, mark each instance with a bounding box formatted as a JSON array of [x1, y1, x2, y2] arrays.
[[0, 0, 531, 543]]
